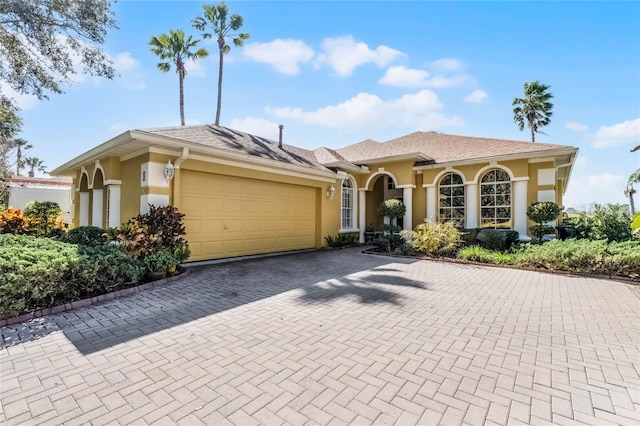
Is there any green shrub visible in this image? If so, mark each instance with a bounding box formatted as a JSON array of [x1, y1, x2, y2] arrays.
[[377, 199, 406, 235], [476, 229, 519, 251], [136, 205, 187, 253], [23, 201, 65, 237], [460, 228, 481, 246], [143, 248, 178, 273], [62, 226, 107, 246], [527, 201, 560, 241], [588, 204, 632, 242], [406, 221, 462, 256], [325, 233, 358, 247], [0, 234, 145, 318], [458, 246, 496, 263]]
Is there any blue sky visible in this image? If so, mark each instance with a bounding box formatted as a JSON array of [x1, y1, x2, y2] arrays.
[[8, 1, 640, 210]]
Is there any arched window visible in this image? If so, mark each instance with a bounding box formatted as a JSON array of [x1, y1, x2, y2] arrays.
[[439, 173, 465, 227], [480, 169, 511, 228], [341, 179, 355, 229]]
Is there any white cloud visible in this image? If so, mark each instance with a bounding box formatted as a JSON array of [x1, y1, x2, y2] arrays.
[[378, 66, 430, 88], [243, 39, 314, 75], [0, 82, 39, 110], [315, 35, 404, 76], [113, 52, 146, 90], [426, 58, 465, 72], [565, 121, 588, 132], [228, 117, 281, 140], [592, 118, 640, 148], [464, 89, 488, 103], [378, 65, 472, 89], [184, 58, 206, 78], [564, 172, 626, 208], [265, 90, 463, 132]]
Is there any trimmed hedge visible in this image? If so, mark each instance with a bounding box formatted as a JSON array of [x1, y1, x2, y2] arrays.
[[0, 234, 144, 318], [461, 228, 519, 251], [458, 238, 640, 280]]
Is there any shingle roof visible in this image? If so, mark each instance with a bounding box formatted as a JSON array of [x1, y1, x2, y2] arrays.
[[140, 124, 330, 171], [139, 125, 574, 172], [335, 139, 420, 163], [383, 131, 574, 164]]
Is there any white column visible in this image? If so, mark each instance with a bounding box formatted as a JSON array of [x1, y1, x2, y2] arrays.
[[107, 185, 121, 228], [513, 179, 529, 237], [425, 185, 436, 223], [465, 183, 478, 229], [91, 189, 103, 228], [402, 186, 413, 230], [79, 192, 89, 227], [358, 189, 366, 243]]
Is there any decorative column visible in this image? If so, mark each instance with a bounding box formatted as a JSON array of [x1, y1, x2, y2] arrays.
[[79, 192, 89, 226], [91, 189, 103, 227], [513, 179, 529, 237], [359, 189, 366, 243], [401, 186, 414, 230], [106, 185, 121, 228], [465, 183, 478, 229], [425, 185, 436, 223]]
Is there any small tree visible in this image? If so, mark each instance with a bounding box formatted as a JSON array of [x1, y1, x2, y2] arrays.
[[23, 201, 64, 237], [527, 201, 560, 241], [375, 199, 406, 252]]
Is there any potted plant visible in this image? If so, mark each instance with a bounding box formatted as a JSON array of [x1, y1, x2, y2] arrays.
[[144, 248, 178, 280]]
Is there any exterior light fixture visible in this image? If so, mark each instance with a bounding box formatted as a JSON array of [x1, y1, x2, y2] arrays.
[[164, 160, 175, 182], [327, 185, 336, 199]]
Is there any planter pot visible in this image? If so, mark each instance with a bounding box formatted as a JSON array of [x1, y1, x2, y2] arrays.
[[167, 265, 177, 277], [148, 270, 167, 281]]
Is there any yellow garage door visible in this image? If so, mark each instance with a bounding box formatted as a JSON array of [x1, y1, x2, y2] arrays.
[[180, 170, 317, 261]]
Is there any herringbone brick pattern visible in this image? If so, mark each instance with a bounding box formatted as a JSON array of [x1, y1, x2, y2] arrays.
[[1, 248, 639, 425]]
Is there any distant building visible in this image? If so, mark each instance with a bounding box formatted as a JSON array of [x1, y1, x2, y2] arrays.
[[7, 176, 73, 223]]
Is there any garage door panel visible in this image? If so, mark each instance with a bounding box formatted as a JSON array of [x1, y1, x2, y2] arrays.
[[181, 170, 317, 261]]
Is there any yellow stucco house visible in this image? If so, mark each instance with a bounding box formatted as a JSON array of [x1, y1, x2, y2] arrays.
[[51, 125, 578, 261]]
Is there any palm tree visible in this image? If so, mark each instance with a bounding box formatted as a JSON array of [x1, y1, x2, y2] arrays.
[[149, 29, 209, 126], [23, 157, 47, 177], [193, 3, 249, 126], [13, 138, 32, 176], [626, 169, 640, 215], [513, 81, 554, 142]]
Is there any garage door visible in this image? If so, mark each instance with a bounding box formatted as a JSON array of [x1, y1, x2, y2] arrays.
[[180, 170, 317, 261]]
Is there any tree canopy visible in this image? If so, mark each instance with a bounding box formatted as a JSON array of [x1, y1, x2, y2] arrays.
[[149, 29, 208, 126], [0, 0, 118, 101], [193, 2, 249, 125], [512, 81, 554, 142]]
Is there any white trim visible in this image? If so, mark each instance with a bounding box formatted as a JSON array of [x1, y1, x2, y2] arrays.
[[473, 164, 515, 183], [79, 167, 90, 190], [79, 192, 89, 226], [106, 185, 121, 228], [91, 160, 105, 189], [465, 183, 478, 228], [413, 147, 578, 171], [340, 175, 358, 231], [358, 190, 366, 243], [528, 157, 556, 164], [395, 184, 416, 189], [513, 180, 529, 236], [339, 228, 360, 234], [426, 186, 436, 223], [104, 179, 122, 185], [429, 168, 469, 186], [402, 186, 413, 230], [91, 188, 103, 227], [364, 171, 398, 190], [174, 147, 189, 168]]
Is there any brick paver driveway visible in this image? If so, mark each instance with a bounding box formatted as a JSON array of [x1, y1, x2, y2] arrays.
[[1, 247, 639, 425]]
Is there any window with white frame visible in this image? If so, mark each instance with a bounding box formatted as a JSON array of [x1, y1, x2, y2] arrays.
[[439, 173, 465, 227], [341, 179, 355, 229], [480, 169, 512, 228]]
